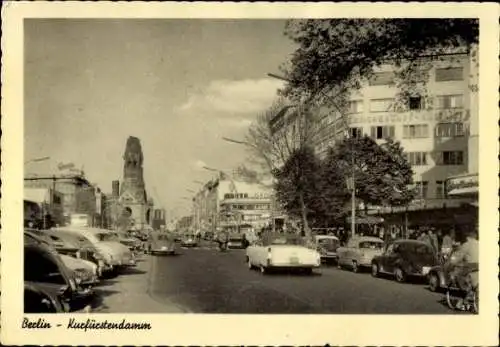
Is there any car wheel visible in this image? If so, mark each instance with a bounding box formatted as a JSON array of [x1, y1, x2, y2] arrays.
[[428, 273, 440, 292], [352, 260, 359, 273], [395, 267, 406, 282], [371, 263, 379, 277]]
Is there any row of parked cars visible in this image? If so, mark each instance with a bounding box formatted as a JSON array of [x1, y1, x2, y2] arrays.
[[23, 226, 148, 313], [317, 234, 470, 295], [246, 232, 466, 294]]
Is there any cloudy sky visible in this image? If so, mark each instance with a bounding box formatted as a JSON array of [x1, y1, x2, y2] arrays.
[[24, 19, 295, 218]]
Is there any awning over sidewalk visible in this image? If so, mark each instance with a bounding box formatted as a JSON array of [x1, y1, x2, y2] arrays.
[[346, 215, 384, 225], [24, 188, 51, 204]]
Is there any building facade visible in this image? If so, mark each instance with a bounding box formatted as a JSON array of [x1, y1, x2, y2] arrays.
[[192, 173, 272, 235], [270, 49, 479, 232], [24, 173, 98, 226]]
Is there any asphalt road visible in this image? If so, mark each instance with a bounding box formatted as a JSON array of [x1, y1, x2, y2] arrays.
[[148, 242, 455, 314]]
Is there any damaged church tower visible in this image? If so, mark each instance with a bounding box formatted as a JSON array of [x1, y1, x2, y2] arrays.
[[119, 136, 151, 229]]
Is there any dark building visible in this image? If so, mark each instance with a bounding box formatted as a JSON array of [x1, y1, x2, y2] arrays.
[[117, 136, 152, 229]]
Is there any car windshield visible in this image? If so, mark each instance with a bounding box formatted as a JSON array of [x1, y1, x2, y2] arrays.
[[270, 236, 303, 246], [359, 241, 383, 249], [96, 233, 119, 242], [317, 238, 339, 251], [413, 243, 434, 255]]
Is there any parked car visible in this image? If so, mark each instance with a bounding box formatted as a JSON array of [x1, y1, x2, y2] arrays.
[[24, 282, 66, 313], [43, 228, 112, 276], [337, 236, 385, 272], [246, 233, 321, 274], [314, 235, 340, 264], [148, 231, 177, 255], [371, 239, 439, 282], [24, 231, 99, 289], [181, 234, 197, 247], [53, 226, 135, 271], [112, 230, 144, 253], [24, 242, 92, 312]]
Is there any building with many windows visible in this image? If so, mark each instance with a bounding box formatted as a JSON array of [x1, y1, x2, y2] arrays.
[[192, 172, 272, 236], [270, 48, 478, 232]]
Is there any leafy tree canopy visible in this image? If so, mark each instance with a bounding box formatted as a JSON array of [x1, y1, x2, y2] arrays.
[[274, 146, 322, 222], [280, 19, 478, 102], [330, 135, 415, 207]]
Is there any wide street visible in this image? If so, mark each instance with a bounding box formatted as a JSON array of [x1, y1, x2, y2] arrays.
[[147, 242, 451, 314]]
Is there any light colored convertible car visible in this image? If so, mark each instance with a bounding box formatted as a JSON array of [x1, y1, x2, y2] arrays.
[[246, 233, 321, 274]]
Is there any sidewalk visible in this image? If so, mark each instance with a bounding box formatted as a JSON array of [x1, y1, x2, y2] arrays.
[[89, 255, 187, 313]]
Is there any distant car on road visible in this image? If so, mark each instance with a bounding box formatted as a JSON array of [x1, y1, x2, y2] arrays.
[[336, 236, 384, 273], [148, 232, 177, 255], [371, 239, 439, 282], [246, 233, 321, 274], [227, 234, 246, 249], [314, 235, 340, 264], [181, 234, 197, 248]]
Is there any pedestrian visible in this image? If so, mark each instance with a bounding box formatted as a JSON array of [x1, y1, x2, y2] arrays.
[[428, 228, 439, 254]]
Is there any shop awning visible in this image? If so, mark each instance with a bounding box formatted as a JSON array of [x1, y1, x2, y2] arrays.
[[346, 215, 384, 224], [24, 188, 50, 204], [447, 186, 479, 196]]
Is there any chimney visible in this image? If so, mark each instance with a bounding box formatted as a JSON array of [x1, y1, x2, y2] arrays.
[[112, 180, 120, 197]]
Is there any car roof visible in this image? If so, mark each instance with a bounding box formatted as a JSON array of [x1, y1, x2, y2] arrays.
[[351, 236, 384, 243], [315, 235, 339, 240]]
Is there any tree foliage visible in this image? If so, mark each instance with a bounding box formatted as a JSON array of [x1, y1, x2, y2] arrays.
[[280, 19, 479, 102], [331, 135, 415, 207], [274, 146, 322, 234]]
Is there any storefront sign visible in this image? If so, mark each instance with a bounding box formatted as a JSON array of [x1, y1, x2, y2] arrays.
[[350, 109, 469, 125], [446, 173, 479, 196]]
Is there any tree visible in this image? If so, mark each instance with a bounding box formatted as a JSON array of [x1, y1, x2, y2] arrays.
[[331, 135, 415, 209], [279, 19, 479, 103], [244, 96, 327, 175], [274, 146, 322, 238], [314, 147, 351, 225]]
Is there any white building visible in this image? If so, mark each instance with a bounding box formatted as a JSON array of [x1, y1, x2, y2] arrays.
[[270, 48, 479, 230]]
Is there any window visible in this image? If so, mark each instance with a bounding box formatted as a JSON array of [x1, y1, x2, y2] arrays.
[[435, 151, 464, 165], [403, 124, 429, 138], [405, 152, 428, 166], [408, 96, 424, 110], [435, 95, 463, 109], [415, 181, 429, 198], [348, 100, 364, 114], [436, 181, 445, 198], [370, 125, 395, 139], [435, 67, 463, 82], [435, 123, 465, 137], [349, 127, 363, 138], [370, 98, 394, 112], [369, 72, 395, 86]]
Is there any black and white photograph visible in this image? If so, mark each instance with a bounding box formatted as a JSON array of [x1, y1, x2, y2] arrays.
[[1, 2, 498, 346]]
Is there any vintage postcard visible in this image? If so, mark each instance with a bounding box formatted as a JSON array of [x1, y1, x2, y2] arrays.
[[1, 1, 499, 345]]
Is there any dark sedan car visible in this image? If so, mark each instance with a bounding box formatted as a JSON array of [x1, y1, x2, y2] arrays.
[[371, 239, 439, 282]]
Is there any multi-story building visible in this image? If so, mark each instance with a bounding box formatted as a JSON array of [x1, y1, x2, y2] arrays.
[[24, 172, 99, 226], [192, 172, 272, 236], [270, 48, 478, 232]]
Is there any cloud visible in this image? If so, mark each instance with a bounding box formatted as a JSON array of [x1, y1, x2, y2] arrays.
[[192, 159, 207, 170], [178, 78, 284, 116]]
